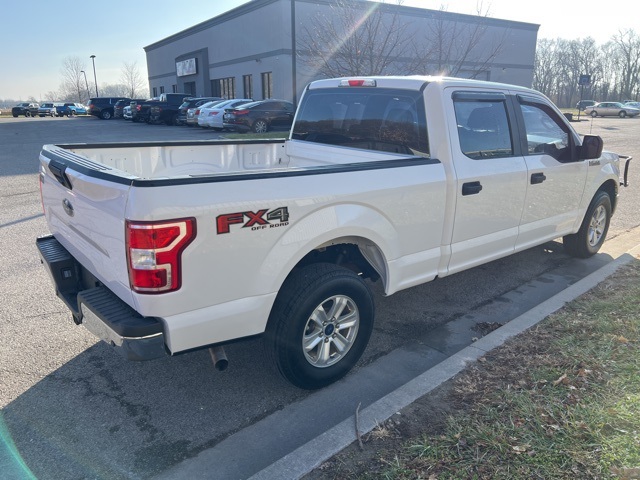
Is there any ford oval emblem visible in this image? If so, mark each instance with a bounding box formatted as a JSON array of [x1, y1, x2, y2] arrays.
[[62, 198, 74, 217]]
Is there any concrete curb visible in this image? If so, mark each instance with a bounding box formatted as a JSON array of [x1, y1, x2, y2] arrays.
[[250, 245, 640, 480]]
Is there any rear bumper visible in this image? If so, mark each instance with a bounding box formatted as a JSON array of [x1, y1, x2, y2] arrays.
[[36, 235, 167, 361]]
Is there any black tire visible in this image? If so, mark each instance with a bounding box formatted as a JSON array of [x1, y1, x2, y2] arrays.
[[252, 119, 268, 133], [265, 263, 374, 389], [563, 191, 612, 258], [25, 111, 31, 117], [590, 110, 598, 118], [619, 110, 627, 118], [12, 113, 18, 118], [101, 110, 112, 120]]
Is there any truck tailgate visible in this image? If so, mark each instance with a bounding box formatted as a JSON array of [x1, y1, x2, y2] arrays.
[[39, 149, 134, 308]]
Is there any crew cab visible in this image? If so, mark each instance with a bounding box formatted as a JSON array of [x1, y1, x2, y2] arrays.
[[12, 102, 39, 117], [36, 76, 631, 390]]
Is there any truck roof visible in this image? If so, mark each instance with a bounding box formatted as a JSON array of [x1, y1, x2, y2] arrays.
[[307, 76, 536, 94]]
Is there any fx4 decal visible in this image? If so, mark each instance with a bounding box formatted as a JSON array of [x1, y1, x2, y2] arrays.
[[216, 207, 290, 234]]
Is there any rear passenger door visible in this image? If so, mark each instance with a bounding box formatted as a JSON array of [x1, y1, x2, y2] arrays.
[[513, 94, 587, 249], [446, 90, 527, 274]]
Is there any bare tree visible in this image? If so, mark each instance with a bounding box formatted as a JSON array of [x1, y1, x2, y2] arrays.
[[296, 0, 416, 78], [59, 56, 87, 103], [120, 61, 146, 98], [98, 83, 131, 97], [412, 4, 506, 78], [611, 29, 640, 100]]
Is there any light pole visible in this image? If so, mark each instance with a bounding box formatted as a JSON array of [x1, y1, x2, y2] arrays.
[[80, 70, 90, 101], [90, 55, 98, 97]]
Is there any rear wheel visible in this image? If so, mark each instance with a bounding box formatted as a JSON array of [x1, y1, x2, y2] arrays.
[[252, 119, 268, 133], [25, 111, 31, 117], [563, 191, 612, 258], [265, 263, 374, 389], [619, 111, 627, 118], [101, 110, 112, 120]]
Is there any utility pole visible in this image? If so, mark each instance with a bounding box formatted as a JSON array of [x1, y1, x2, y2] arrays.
[[90, 55, 99, 97]]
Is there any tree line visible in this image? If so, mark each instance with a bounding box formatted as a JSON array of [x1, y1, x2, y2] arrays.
[[534, 29, 640, 107]]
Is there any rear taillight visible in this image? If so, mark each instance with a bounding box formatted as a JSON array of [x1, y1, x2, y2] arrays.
[[233, 109, 250, 116], [126, 218, 196, 294], [208, 111, 219, 116]]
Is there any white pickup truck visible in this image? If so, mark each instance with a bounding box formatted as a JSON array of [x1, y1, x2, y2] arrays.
[[37, 76, 631, 389]]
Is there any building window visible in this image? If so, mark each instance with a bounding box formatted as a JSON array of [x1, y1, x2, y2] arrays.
[[261, 72, 273, 99], [211, 77, 236, 98], [160, 86, 165, 94], [243, 75, 253, 99], [184, 81, 196, 96], [152, 87, 157, 97], [172, 84, 178, 93]]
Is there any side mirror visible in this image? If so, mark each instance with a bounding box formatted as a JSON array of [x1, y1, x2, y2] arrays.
[[579, 134, 603, 160]]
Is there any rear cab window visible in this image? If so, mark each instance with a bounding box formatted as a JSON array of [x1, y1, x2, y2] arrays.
[[453, 91, 514, 160], [292, 87, 429, 157]]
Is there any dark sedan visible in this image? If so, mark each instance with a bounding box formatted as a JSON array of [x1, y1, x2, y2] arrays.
[[223, 99, 295, 133]]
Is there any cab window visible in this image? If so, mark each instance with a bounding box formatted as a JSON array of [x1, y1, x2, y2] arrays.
[[454, 96, 513, 160], [518, 99, 572, 162]]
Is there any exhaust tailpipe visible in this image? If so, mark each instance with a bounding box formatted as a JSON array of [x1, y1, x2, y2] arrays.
[[209, 346, 229, 371]]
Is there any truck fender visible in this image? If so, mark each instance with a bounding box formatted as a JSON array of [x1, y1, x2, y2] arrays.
[[261, 203, 399, 296]]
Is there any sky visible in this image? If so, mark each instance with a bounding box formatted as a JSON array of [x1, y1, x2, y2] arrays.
[[1, 0, 636, 101]]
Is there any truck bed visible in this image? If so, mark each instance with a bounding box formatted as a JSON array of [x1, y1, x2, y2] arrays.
[[41, 139, 289, 180]]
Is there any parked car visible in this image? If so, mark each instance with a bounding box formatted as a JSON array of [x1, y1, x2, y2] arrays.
[[198, 99, 252, 130], [584, 102, 640, 118], [55, 102, 88, 117], [623, 101, 640, 109], [123, 105, 132, 120], [177, 97, 222, 125], [222, 99, 295, 133], [12, 102, 39, 117], [575, 100, 596, 111], [38, 103, 57, 117], [113, 99, 133, 119], [87, 97, 130, 120], [131, 98, 158, 123]]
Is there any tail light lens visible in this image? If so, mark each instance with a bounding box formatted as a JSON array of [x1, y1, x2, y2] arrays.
[[126, 218, 196, 294], [233, 109, 250, 116], [208, 111, 219, 116]]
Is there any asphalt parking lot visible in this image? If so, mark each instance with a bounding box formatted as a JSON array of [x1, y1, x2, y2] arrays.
[[1, 114, 639, 479]]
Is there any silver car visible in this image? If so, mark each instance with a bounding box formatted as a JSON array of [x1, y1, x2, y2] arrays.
[[585, 102, 640, 118]]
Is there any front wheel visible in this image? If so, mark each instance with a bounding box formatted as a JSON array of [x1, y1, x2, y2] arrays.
[[590, 110, 598, 118], [563, 191, 612, 258], [265, 264, 374, 389], [25, 111, 31, 117], [619, 111, 627, 118]]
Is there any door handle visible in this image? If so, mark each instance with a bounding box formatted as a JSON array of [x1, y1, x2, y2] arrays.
[[531, 172, 547, 184], [462, 181, 483, 196]]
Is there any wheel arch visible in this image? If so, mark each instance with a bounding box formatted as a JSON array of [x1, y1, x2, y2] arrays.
[[263, 205, 401, 298], [597, 179, 618, 213]]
